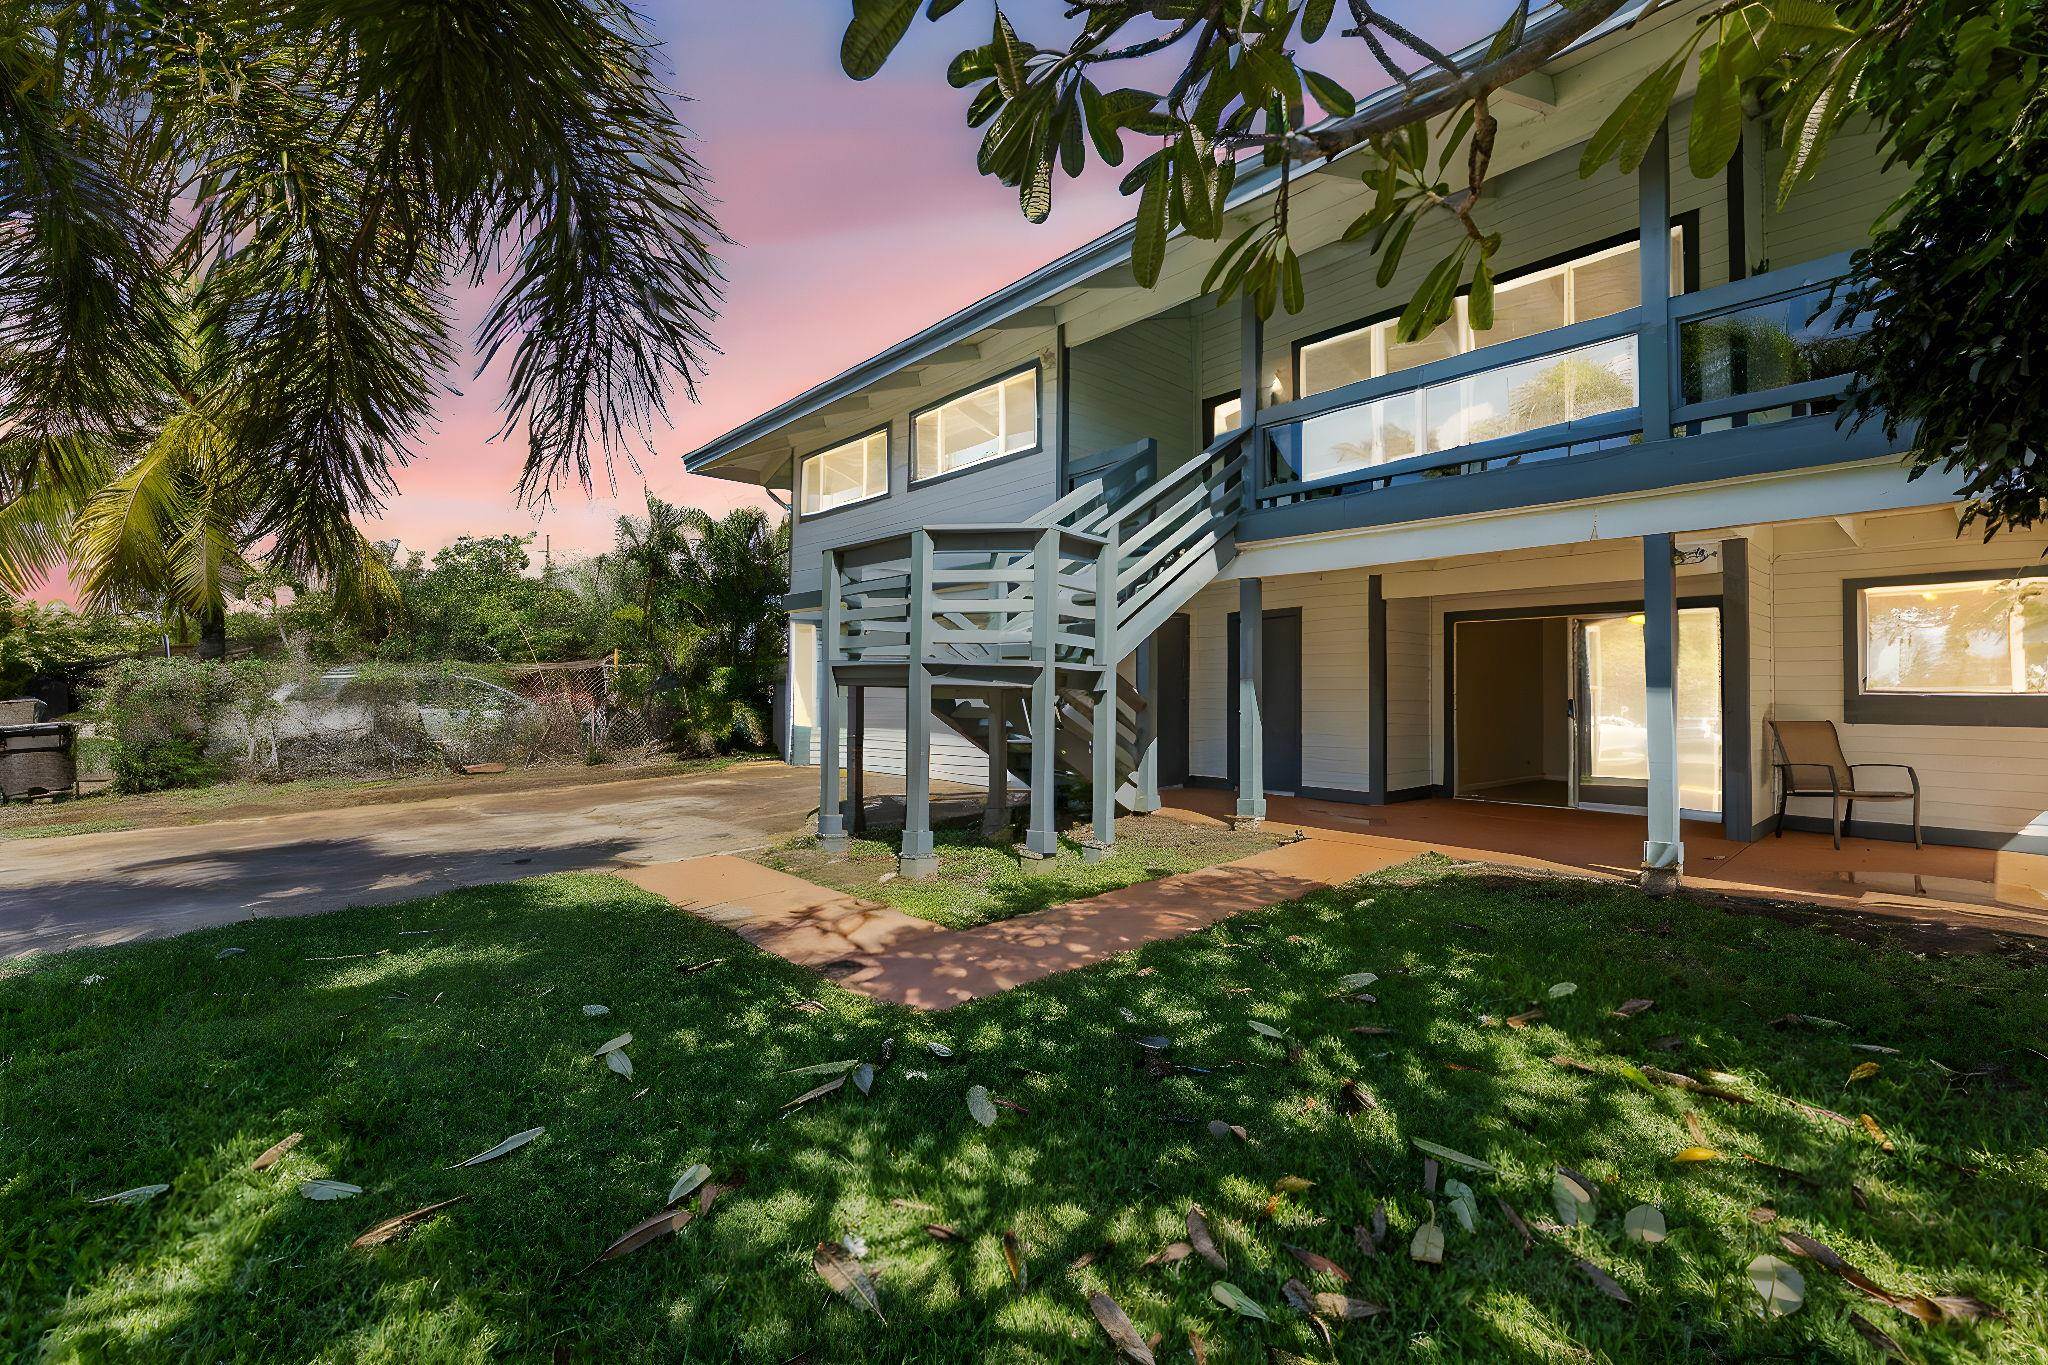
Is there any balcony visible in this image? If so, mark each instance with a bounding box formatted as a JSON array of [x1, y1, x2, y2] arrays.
[[1245, 250, 1882, 525]]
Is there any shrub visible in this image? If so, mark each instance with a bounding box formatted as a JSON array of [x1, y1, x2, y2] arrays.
[[111, 736, 219, 793]]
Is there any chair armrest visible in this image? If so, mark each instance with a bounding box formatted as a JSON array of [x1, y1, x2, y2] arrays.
[[1775, 762, 1840, 793], [1850, 763, 1919, 793]]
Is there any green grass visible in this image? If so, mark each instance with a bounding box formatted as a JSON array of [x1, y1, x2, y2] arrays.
[[751, 813, 1286, 928], [4, 860, 2045, 1362]]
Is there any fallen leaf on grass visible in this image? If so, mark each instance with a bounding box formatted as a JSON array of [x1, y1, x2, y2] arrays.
[[581, 1004, 609, 1017], [666, 1165, 710, 1207], [1848, 1311, 1907, 1360], [1497, 1198, 1535, 1251], [925, 1041, 954, 1058], [252, 1133, 302, 1171], [351, 1197, 464, 1249], [1001, 1230, 1026, 1290], [1284, 1244, 1351, 1282], [1206, 1120, 1248, 1142], [1742, 1154, 1822, 1188], [1087, 1292, 1154, 1364], [592, 1033, 632, 1057], [89, 1184, 168, 1206], [1860, 1113, 1895, 1152], [966, 1086, 998, 1127], [1673, 1146, 1721, 1163], [1547, 981, 1577, 998], [1349, 1025, 1394, 1036], [1641, 1066, 1749, 1104], [1413, 1138, 1494, 1173], [782, 1076, 847, 1112], [1748, 1206, 1778, 1224], [1314, 1291, 1386, 1319], [1410, 1218, 1444, 1265], [1210, 1281, 1269, 1320], [1611, 998, 1655, 1017], [1552, 1169, 1597, 1226], [1684, 1111, 1708, 1144], [1248, 1020, 1286, 1040], [450, 1127, 544, 1169], [1187, 1329, 1208, 1365], [606, 1050, 634, 1078], [852, 1064, 874, 1096], [1420, 1158, 1438, 1195], [300, 1179, 363, 1201], [1623, 1205, 1667, 1244], [1141, 1240, 1191, 1267], [216, 947, 245, 960], [780, 1059, 861, 1077], [1549, 1054, 1601, 1074], [1911, 1293, 2006, 1325], [1336, 1079, 1375, 1114], [1505, 1008, 1544, 1029], [1281, 1278, 1333, 1349], [1273, 1175, 1314, 1195], [1850, 1042, 1900, 1055], [1188, 1205, 1226, 1270], [1770, 1013, 1844, 1029], [922, 1223, 961, 1242], [1354, 1203, 1386, 1258], [677, 957, 725, 974], [1747, 1253, 1806, 1316], [1336, 971, 1378, 991], [1847, 1061, 1881, 1084], [1578, 1259, 1633, 1304], [813, 1242, 884, 1320]]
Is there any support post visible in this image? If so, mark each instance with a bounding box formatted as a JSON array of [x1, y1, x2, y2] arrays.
[[1641, 532, 1684, 893], [1239, 292, 1267, 502], [1720, 538, 1753, 842], [1024, 527, 1061, 858], [1085, 528, 1120, 861], [900, 530, 937, 878], [1367, 574, 1388, 804], [817, 549, 847, 851], [1638, 118, 1674, 442], [982, 688, 1013, 838], [1234, 576, 1266, 829], [847, 685, 866, 836], [1132, 637, 1161, 813]]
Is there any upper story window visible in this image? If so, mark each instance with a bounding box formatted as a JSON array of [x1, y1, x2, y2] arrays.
[[913, 366, 1040, 482], [1204, 393, 1244, 441], [799, 429, 888, 515], [1296, 231, 1686, 400]]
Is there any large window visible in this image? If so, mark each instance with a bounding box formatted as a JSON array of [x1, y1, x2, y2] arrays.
[[1204, 393, 1244, 441], [799, 429, 887, 515], [913, 367, 1039, 481], [1848, 571, 2048, 724]]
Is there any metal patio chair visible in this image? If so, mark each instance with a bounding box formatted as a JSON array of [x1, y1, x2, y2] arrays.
[[1767, 718, 1920, 850]]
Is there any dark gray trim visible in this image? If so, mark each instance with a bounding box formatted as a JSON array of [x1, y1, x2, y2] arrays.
[[780, 591, 824, 612], [1720, 539, 1752, 840], [907, 360, 1046, 489], [1725, 150, 1747, 284], [1762, 812, 2048, 857], [1185, 773, 1230, 791], [793, 422, 892, 524], [1443, 595, 1720, 810], [1368, 574, 1388, 804], [1297, 783, 1377, 804], [1055, 324, 1072, 489], [1201, 391, 1243, 442], [1390, 783, 1446, 803], [1841, 566, 2048, 727], [1237, 413, 1908, 544], [1288, 215, 1702, 400]]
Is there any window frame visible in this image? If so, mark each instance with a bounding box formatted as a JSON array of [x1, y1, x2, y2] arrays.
[[1842, 566, 2048, 727], [1202, 391, 1245, 441], [908, 361, 1045, 488], [796, 424, 891, 520], [1290, 217, 1701, 402]]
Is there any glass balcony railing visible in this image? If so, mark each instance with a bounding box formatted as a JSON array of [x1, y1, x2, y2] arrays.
[[1676, 278, 1870, 423]]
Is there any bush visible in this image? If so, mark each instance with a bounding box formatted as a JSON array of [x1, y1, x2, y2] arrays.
[[111, 736, 219, 793]]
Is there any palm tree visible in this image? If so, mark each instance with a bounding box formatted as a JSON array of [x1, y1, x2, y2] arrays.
[[0, 0, 725, 597]]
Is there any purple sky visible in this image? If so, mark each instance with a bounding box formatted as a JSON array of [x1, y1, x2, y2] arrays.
[[357, 2, 1503, 564]]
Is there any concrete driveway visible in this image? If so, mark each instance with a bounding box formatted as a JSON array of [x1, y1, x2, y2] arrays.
[[0, 761, 831, 958]]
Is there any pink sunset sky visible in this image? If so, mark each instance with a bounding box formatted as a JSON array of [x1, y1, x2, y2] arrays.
[[271, 2, 1504, 572]]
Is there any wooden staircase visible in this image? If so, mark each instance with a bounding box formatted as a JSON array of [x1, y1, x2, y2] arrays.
[[818, 427, 1249, 860]]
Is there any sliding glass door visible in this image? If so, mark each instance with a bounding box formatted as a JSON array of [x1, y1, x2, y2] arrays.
[[1572, 607, 1723, 814]]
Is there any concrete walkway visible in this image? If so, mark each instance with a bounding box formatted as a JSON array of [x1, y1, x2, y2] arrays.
[[1, 762, 834, 958]]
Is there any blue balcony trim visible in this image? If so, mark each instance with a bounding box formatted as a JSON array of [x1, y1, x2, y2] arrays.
[[1267, 409, 1642, 496], [1668, 250, 1856, 321]]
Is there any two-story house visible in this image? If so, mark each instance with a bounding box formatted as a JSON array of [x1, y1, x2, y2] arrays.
[[682, 0, 2048, 890]]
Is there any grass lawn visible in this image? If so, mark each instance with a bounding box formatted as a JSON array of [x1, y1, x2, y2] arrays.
[[0, 755, 751, 842], [750, 813, 1286, 929], [4, 859, 2045, 1362]]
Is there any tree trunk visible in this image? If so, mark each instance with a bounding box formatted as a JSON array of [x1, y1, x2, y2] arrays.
[[196, 608, 228, 661]]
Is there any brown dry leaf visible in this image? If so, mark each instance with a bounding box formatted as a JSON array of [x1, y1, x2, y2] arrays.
[[923, 1223, 962, 1243], [252, 1133, 303, 1172], [1860, 1113, 1896, 1152], [1349, 1025, 1393, 1036], [1549, 1054, 1601, 1074], [697, 1177, 739, 1217], [1001, 1230, 1026, 1290], [1187, 1205, 1227, 1271], [1748, 1206, 1778, 1224], [1421, 1157, 1440, 1195], [1848, 1061, 1881, 1084], [1281, 1278, 1333, 1350], [592, 1207, 694, 1267], [1187, 1329, 1209, 1365], [1284, 1244, 1352, 1283], [1505, 1007, 1545, 1029], [1848, 1311, 1907, 1360], [781, 1075, 847, 1111], [1920, 1293, 2005, 1324], [813, 1242, 884, 1321], [1206, 1120, 1249, 1143], [1314, 1291, 1386, 1319], [1336, 1079, 1375, 1115], [1273, 1175, 1315, 1195], [1851, 1182, 1870, 1211], [1143, 1240, 1192, 1268], [889, 1197, 938, 1213], [1611, 998, 1655, 1018], [1786, 1097, 1856, 1128], [1651, 1034, 1683, 1052], [1778, 1230, 1909, 1309], [1684, 1111, 1708, 1143], [1641, 1066, 1749, 1104], [1742, 1154, 1823, 1188], [1086, 1291, 1155, 1365], [1497, 1198, 1535, 1252], [1069, 1245, 1110, 1271], [1577, 1259, 1633, 1305], [350, 1196, 465, 1250]]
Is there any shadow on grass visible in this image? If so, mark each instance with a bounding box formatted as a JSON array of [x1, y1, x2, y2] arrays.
[[2, 859, 2044, 1361]]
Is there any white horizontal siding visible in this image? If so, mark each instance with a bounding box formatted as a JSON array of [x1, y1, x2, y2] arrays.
[[789, 686, 996, 792], [1068, 311, 1199, 472]]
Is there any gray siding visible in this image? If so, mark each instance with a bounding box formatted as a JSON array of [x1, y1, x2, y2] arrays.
[[1067, 311, 1199, 472]]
